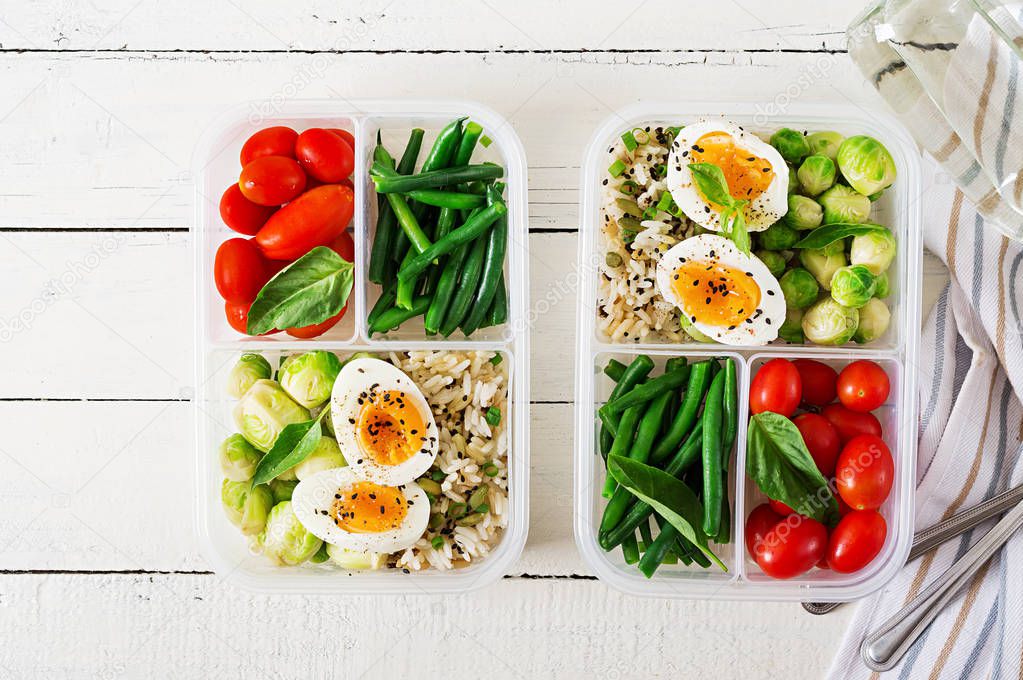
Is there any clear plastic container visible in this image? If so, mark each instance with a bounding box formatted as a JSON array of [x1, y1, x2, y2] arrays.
[[574, 103, 921, 600], [193, 100, 530, 593]]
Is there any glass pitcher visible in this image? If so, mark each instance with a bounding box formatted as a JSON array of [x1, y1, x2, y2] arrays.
[[848, 0, 1023, 241]]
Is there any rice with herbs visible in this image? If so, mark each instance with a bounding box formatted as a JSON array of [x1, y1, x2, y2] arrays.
[[598, 125, 696, 343], [384, 350, 509, 572]]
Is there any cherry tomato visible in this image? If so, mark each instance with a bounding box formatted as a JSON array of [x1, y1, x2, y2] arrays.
[[255, 184, 355, 260], [327, 128, 356, 148], [755, 515, 828, 579], [744, 503, 785, 560], [821, 404, 883, 443], [827, 510, 887, 573], [295, 128, 355, 183], [836, 493, 854, 517], [225, 301, 279, 336], [219, 184, 275, 236], [793, 413, 842, 476], [328, 229, 355, 262], [835, 434, 894, 510], [239, 156, 307, 206], [240, 126, 298, 166], [792, 359, 838, 406], [214, 238, 268, 304], [285, 304, 348, 339], [837, 360, 890, 412], [768, 499, 797, 516], [749, 358, 802, 416]]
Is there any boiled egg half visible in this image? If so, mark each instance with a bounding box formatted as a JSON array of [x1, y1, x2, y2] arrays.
[[666, 121, 788, 232], [656, 234, 784, 345]]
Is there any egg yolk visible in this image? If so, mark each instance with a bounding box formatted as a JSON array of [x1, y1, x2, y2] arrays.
[[332, 481, 407, 534], [690, 132, 774, 207], [671, 259, 762, 328], [356, 389, 427, 467]]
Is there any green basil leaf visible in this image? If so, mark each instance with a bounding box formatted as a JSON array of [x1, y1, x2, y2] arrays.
[[251, 410, 326, 486], [728, 203, 752, 256], [793, 223, 889, 250], [608, 454, 727, 571], [688, 162, 736, 208], [247, 246, 355, 335], [745, 412, 839, 525]]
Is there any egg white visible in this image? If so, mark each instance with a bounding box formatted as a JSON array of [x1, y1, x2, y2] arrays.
[[330, 357, 438, 486], [656, 234, 785, 346], [666, 120, 789, 232], [291, 466, 430, 553]]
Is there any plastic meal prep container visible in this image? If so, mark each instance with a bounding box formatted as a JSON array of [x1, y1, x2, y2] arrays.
[[193, 99, 529, 594], [574, 102, 921, 600]]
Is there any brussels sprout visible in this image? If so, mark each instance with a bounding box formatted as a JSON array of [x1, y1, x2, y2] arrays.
[[310, 543, 330, 564], [778, 308, 805, 343], [312, 404, 336, 437], [868, 190, 884, 202], [799, 247, 847, 290], [679, 314, 716, 343], [805, 131, 845, 160], [820, 238, 846, 256], [278, 350, 343, 409], [784, 195, 823, 230], [854, 298, 891, 343], [779, 268, 820, 309], [874, 271, 891, 298], [802, 298, 859, 345], [232, 379, 310, 452], [836, 135, 897, 196], [850, 228, 897, 275], [830, 265, 877, 308], [797, 155, 837, 197], [227, 353, 272, 399], [269, 478, 299, 503], [756, 250, 786, 277], [770, 128, 810, 163], [787, 168, 800, 195], [260, 501, 323, 566], [221, 480, 274, 536], [818, 184, 872, 224], [759, 222, 800, 250], [295, 437, 347, 480], [219, 433, 263, 482], [326, 543, 387, 570]]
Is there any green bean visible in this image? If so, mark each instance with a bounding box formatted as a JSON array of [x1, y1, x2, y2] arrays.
[[604, 359, 627, 382], [395, 248, 417, 310], [422, 118, 465, 171], [389, 130, 427, 260], [453, 121, 484, 167], [663, 358, 687, 436], [598, 355, 654, 456], [460, 188, 508, 335], [366, 285, 398, 329], [715, 494, 731, 544], [371, 163, 504, 193], [485, 272, 507, 326], [701, 368, 726, 538], [638, 516, 653, 551], [397, 202, 506, 284], [722, 358, 738, 456], [385, 193, 433, 255], [439, 235, 489, 336], [423, 207, 458, 297], [368, 295, 432, 336], [406, 189, 486, 210], [650, 360, 714, 464], [638, 523, 678, 578], [622, 532, 640, 565], [601, 403, 643, 499], [368, 138, 406, 284], [598, 366, 691, 418], [424, 204, 484, 334], [679, 534, 711, 568]]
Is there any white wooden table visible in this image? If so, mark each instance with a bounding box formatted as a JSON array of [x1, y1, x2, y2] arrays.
[[0, 3, 949, 677]]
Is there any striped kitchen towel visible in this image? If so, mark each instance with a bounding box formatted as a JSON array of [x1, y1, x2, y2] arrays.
[[827, 179, 1023, 678]]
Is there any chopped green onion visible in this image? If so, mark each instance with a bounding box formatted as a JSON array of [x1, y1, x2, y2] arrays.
[[485, 407, 502, 426], [431, 536, 444, 550], [480, 135, 492, 148], [620, 180, 639, 196], [652, 163, 667, 179], [608, 159, 626, 177], [632, 127, 650, 145], [474, 503, 490, 514], [621, 131, 638, 152], [489, 354, 503, 365], [483, 462, 500, 477], [431, 469, 446, 482], [605, 252, 623, 267], [447, 502, 467, 519], [642, 205, 658, 220], [665, 125, 683, 139]]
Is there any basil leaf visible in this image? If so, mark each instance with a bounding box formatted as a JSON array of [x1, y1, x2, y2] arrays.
[[793, 223, 889, 250], [247, 246, 354, 335], [728, 204, 751, 256], [745, 412, 839, 525], [251, 410, 326, 486], [688, 162, 736, 208], [608, 454, 727, 571]]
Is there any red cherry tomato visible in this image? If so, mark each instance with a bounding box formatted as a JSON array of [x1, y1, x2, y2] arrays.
[[240, 126, 298, 166], [793, 413, 842, 476], [821, 404, 883, 443], [837, 360, 890, 412], [285, 303, 348, 339], [295, 128, 355, 183], [827, 510, 887, 573], [835, 434, 894, 510], [749, 358, 802, 416], [768, 499, 797, 516], [239, 156, 307, 206], [214, 238, 268, 304], [328, 229, 355, 262], [326, 128, 356, 148], [744, 503, 785, 560], [792, 359, 838, 406], [755, 515, 828, 579], [836, 493, 854, 517], [225, 301, 279, 336], [255, 184, 355, 260], [219, 184, 276, 236]]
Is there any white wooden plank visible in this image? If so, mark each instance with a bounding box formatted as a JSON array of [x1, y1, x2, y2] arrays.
[[0, 50, 886, 228], [0, 1, 853, 52], [0, 574, 853, 679]]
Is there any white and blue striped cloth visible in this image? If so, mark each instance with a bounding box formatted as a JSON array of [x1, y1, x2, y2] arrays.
[[828, 176, 1023, 678]]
